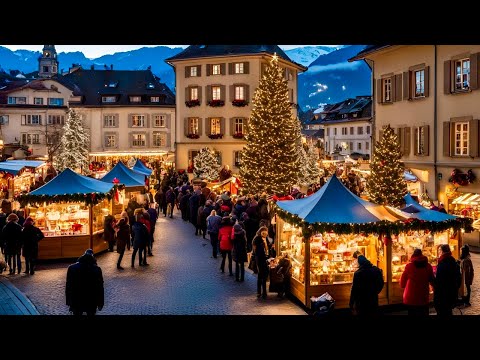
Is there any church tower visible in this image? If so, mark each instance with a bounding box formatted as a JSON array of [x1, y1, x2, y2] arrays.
[[38, 45, 58, 78]]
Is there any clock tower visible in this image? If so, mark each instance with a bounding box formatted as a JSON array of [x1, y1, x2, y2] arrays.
[[38, 45, 58, 78]]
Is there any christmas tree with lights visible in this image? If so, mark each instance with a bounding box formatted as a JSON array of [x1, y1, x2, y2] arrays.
[[299, 141, 321, 186], [194, 147, 220, 181], [367, 124, 407, 206], [240, 55, 302, 195], [54, 109, 90, 172]]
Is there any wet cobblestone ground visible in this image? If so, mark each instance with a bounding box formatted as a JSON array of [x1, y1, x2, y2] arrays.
[[7, 211, 306, 315]]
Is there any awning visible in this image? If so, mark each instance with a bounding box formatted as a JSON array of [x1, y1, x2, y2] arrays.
[[452, 192, 480, 205], [132, 159, 153, 176], [398, 193, 457, 221], [0, 160, 46, 176], [6, 160, 46, 168], [100, 161, 145, 187]]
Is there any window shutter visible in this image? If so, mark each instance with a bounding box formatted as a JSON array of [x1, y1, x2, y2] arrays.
[[284, 68, 289, 80], [244, 62, 250, 74], [396, 127, 403, 149], [424, 125, 430, 156], [206, 64, 211, 76], [198, 86, 202, 104], [21, 115, 25, 125], [230, 85, 234, 102], [184, 118, 189, 136], [442, 122, 451, 156], [145, 132, 150, 148], [220, 117, 225, 135], [220, 85, 226, 101], [469, 119, 479, 157], [198, 118, 203, 136], [145, 114, 150, 128], [404, 127, 411, 156], [228, 63, 234, 75], [206, 85, 212, 102], [403, 72, 410, 100], [185, 66, 190, 78], [289, 89, 294, 102], [261, 63, 267, 77], [206, 117, 211, 135], [166, 114, 171, 129], [128, 114, 133, 128], [244, 118, 248, 135], [166, 132, 171, 148], [197, 65, 202, 77], [220, 63, 226, 75], [470, 53, 478, 90], [245, 85, 250, 102], [444, 60, 451, 94], [376, 79, 382, 104], [230, 118, 235, 136], [394, 74, 402, 102], [185, 87, 190, 101], [423, 66, 430, 97], [413, 127, 418, 155]]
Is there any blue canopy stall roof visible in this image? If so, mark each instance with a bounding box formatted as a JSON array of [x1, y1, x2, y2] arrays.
[[0, 163, 25, 175], [276, 175, 402, 224], [395, 193, 457, 222], [5, 160, 46, 168], [100, 161, 145, 187], [29, 168, 114, 196], [132, 159, 153, 176], [0, 160, 46, 176]]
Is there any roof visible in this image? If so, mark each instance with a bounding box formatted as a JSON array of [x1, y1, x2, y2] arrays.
[[320, 97, 372, 124], [132, 159, 153, 176], [393, 193, 457, 221], [165, 45, 306, 70], [6, 160, 45, 168], [276, 175, 401, 224], [62, 69, 175, 106], [28, 168, 113, 196], [0, 160, 45, 175], [348, 45, 391, 62], [100, 161, 145, 187]]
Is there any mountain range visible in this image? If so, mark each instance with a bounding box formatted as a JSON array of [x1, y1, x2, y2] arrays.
[[0, 45, 371, 111]]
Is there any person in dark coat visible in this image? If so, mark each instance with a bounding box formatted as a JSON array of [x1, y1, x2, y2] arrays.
[[114, 214, 130, 270], [232, 224, 248, 282], [189, 189, 201, 233], [147, 206, 158, 254], [131, 213, 149, 267], [16, 209, 25, 227], [165, 186, 176, 218], [349, 255, 384, 316], [180, 189, 191, 221], [0, 211, 6, 255], [434, 244, 461, 316], [3, 213, 23, 274], [21, 217, 44, 275], [460, 245, 474, 306], [257, 197, 270, 222], [207, 210, 222, 258], [242, 213, 259, 252], [66, 249, 104, 316], [400, 248, 435, 316], [252, 226, 270, 299], [201, 201, 214, 239], [104, 214, 116, 252]]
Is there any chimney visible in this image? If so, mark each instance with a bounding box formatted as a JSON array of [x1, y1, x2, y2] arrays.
[[110, 64, 113, 70], [90, 64, 94, 70]]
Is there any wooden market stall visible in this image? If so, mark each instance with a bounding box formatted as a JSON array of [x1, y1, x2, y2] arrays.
[[0, 160, 46, 200], [274, 175, 470, 309], [18, 168, 115, 260], [209, 177, 242, 196]]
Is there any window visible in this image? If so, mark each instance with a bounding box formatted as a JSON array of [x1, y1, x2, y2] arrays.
[[130, 96, 141, 103], [342, 127, 347, 135], [146, 83, 155, 89], [357, 127, 363, 135], [414, 69, 425, 97], [210, 118, 221, 135], [455, 59, 470, 91], [48, 98, 64, 106], [132, 134, 146, 147], [234, 150, 242, 167], [350, 127, 354, 135], [383, 78, 392, 102], [21, 133, 40, 145], [334, 128, 337, 136], [366, 142, 370, 150], [107, 81, 118, 88], [352, 113, 358, 118], [212, 86, 221, 100], [105, 135, 116, 148], [22, 115, 42, 125], [366, 126, 370, 135], [43, 66, 49, 73], [153, 114, 166, 127], [189, 117, 199, 135], [153, 132, 166, 147], [234, 86, 245, 100], [358, 142, 362, 150], [102, 96, 116, 103], [326, 128, 330, 136], [212, 64, 221, 75], [454, 122, 469, 156], [8, 97, 26, 104], [190, 66, 198, 77], [234, 63, 244, 74], [415, 125, 429, 156], [150, 96, 160, 103], [342, 114, 348, 119], [48, 115, 65, 125], [132, 115, 145, 127], [234, 118, 244, 134], [0, 115, 8, 125], [104, 115, 116, 127], [34, 98, 44, 105], [46, 133, 59, 145], [349, 142, 353, 150], [190, 87, 199, 101]]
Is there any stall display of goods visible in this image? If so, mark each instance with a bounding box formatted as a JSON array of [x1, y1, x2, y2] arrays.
[[278, 221, 305, 283], [93, 199, 111, 233], [28, 204, 90, 237]]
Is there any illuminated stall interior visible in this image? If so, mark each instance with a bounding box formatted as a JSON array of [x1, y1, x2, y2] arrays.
[[0, 160, 46, 200]]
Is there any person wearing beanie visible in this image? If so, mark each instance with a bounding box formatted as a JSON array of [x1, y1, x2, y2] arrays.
[[3, 213, 22, 274], [252, 226, 270, 299], [400, 249, 435, 316], [349, 255, 384, 316], [232, 224, 247, 282], [434, 244, 461, 316], [460, 244, 474, 307], [21, 217, 45, 275]]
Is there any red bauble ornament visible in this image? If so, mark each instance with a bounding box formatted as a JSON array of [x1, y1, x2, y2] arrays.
[[112, 177, 120, 185]]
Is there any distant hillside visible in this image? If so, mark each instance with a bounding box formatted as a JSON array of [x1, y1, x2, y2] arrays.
[[284, 46, 342, 67]]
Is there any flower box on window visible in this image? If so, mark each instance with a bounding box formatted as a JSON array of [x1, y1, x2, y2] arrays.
[[232, 132, 244, 139], [232, 99, 248, 107], [207, 100, 225, 107], [186, 133, 200, 139], [185, 99, 201, 107], [208, 133, 224, 139]]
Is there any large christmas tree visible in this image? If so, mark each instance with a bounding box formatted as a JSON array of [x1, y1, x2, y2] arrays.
[[299, 141, 321, 186], [54, 108, 90, 172], [240, 55, 303, 195], [367, 124, 407, 206], [194, 147, 220, 181]]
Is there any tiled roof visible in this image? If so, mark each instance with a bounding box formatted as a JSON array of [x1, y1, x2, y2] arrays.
[[348, 45, 391, 62]]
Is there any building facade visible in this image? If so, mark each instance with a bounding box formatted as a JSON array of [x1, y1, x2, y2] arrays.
[[166, 45, 306, 174], [351, 45, 480, 211]]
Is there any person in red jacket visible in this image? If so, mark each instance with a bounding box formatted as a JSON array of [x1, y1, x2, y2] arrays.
[[218, 216, 234, 276], [400, 248, 435, 316]]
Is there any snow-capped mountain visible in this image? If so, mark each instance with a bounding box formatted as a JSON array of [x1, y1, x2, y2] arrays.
[[284, 46, 342, 67]]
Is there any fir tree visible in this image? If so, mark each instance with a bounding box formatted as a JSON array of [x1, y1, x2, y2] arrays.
[[299, 141, 321, 186], [54, 108, 90, 172], [240, 55, 303, 195], [367, 124, 407, 206], [194, 147, 220, 181]]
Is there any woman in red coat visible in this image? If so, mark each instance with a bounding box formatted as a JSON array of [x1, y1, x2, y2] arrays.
[[400, 248, 435, 316], [218, 217, 234, 276]]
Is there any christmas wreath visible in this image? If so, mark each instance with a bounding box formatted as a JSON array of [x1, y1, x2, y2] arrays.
[[448, 169, 475, 186]]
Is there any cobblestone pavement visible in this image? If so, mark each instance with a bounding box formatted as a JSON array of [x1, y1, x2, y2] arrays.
[[7, 210, 306, 315]]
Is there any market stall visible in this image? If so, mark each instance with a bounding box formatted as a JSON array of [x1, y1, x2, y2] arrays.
[[18, 168, 115, 260], [209, 177, 242, 196], [0, 160, 46, 200]]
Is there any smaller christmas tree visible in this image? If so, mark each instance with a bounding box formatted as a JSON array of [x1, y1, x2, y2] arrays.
[[194, 147, 220, 181], [367, 124, 407, 206], [54, 108, 90, 172], [299, 141, 321, 186]]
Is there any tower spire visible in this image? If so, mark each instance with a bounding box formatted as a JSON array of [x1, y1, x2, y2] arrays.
[[38, 45, 58, 78]]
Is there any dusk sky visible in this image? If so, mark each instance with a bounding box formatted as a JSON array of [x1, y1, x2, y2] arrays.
[[0, 45, 339, 59]]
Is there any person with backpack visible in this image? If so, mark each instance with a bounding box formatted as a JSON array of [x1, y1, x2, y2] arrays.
[[434, 244, 461, 316], [349, 255, 384, 316]]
